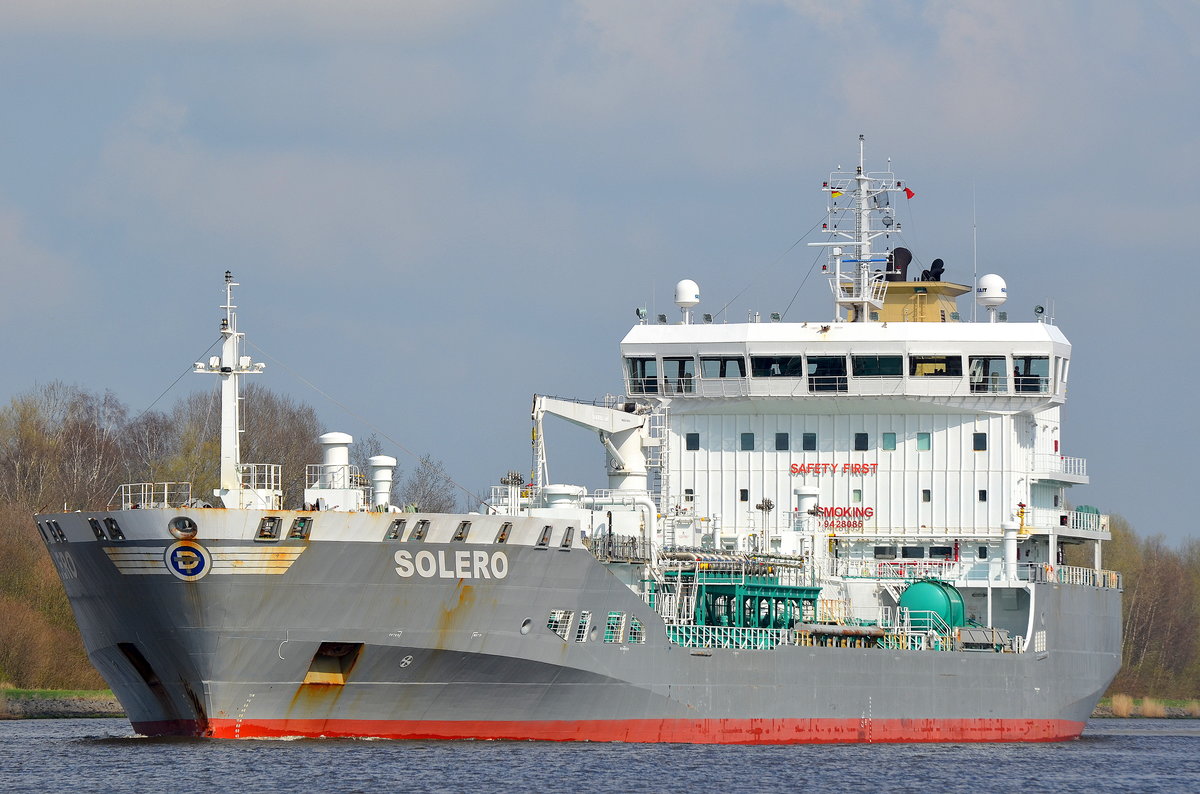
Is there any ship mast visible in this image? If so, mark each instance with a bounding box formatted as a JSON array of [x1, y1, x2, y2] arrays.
[[809, 134, 903, 322], [194, 271, 265, 507]]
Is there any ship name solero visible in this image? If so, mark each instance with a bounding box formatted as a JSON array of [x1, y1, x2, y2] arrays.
[[394, 549, 509, 580]]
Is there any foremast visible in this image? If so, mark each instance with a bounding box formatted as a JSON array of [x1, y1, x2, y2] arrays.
[[193, 271, 276, 509], [811, 134, 907, 322]]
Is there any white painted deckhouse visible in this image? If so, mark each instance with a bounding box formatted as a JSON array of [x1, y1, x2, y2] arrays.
[[531, 134, 1106, 590]]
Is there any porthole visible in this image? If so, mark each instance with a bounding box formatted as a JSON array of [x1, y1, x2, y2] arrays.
[[520, 618, 533, 635], [168, 516, 199, 540]]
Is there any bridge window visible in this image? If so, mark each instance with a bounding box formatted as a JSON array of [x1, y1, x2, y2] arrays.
[[685, 432, 700, 451], [626, 358, 658, 394], [751, 355, 804, 378], [902, 546, 926, 559], [852, 355, 903, 377], [909, 355, 963, 377], [802, 432, 817, 451], [808, 356, 847, 392], [917, 432, 931, 451], [701, 357, 745, 378], [739, 489, 749, 502], [973, 432, 988, 451], [740, 432, 754, 451], [979, 490, 988, 502], [874, 545, 897, 560], [1014, 355, 1050, 393], [921, 489, 932, 502], [775, 432, 789, 451], [853, 432, 869, 451], [930, 546, 953, 560], [663, 358, 695, 393], [882, 432, 896, 450], [969, 355, 1008, 393]]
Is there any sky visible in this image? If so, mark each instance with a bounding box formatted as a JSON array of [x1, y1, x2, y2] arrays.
[[0, 1, 1196, 543]]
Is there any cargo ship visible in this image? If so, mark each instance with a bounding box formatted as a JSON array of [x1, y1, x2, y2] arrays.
[[36, 138, 1121, 742]]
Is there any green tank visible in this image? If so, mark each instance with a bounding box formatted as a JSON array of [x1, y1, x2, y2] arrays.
[[898, 580, 965, 630]]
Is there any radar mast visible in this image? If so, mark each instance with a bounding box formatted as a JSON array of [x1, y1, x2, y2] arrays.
[[809, 135, 906, 322]]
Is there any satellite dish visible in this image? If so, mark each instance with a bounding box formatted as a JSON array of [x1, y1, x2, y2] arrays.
[[975, 274, 1008, 307], [674, 279, 700, 309]]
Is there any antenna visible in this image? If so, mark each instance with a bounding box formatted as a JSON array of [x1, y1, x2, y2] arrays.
[[193, 272, 266, 507], [972, 184, 978, 323]]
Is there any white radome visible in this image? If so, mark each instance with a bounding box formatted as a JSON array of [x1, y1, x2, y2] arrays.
[[674, 279, 700, 309], [976, 273, 1008, 307]]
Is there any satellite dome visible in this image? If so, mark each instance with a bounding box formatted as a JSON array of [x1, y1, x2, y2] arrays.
[[975, 274, 1008, 307], [674, 279, 700, 309]]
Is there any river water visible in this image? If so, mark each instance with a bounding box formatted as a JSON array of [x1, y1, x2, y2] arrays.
[[2, 719, 1198, 793]]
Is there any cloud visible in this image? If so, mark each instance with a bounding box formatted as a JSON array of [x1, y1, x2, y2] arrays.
[[0, 201, 79, 322], [0, 1, 503, 41], [83, 94, 591, 289]]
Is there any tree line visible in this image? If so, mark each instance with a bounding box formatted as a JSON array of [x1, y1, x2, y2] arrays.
[[0, 382, 460, 688], [0, 382, 1197, 697]]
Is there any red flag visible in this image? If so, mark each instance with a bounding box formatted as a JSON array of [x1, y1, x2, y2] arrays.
[[903, 187, 915, 199]]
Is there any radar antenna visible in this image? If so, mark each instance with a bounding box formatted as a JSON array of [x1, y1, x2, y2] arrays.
[[808, 135, 905, 322]]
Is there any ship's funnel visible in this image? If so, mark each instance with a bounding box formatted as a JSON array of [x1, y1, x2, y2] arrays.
[[367, 455, 398, 510], [319, 432, 353, 489]]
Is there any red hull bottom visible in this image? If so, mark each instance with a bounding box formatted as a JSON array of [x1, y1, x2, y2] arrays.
[[134, 717, 1086, 744]]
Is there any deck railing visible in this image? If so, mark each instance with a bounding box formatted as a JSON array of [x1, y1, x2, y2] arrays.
[[108, 482, 193, 510], [835, 558, 1122, 590], [1027, 507, 1107, 535], [1032, 453, 1087, 477]]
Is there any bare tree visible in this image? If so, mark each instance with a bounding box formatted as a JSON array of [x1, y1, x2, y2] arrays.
[[399, 453, 457, 513], [350, 433, 403, 506]]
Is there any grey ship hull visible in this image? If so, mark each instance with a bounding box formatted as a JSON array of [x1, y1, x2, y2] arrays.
[[39, 508, 1121, 743]]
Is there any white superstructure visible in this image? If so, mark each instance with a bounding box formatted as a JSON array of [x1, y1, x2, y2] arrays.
[[506, 136, 1107, 602]]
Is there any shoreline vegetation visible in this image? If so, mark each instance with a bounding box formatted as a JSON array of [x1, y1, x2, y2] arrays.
[[1, 688, 1197, 722], [0, 688, 122, 719], [3, 384, 1199, 717]]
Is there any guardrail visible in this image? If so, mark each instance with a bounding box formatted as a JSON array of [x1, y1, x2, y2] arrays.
[[108, 482, 193, 510], [1027, 507, 1106, 534], [306, 464, 368, 489], [834, 559, 1121, 590], [1032, 453, 1087, 477], [586, 534, 652, 562], [666, 625, 790, 650]]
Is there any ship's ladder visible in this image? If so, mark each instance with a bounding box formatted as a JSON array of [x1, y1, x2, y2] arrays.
[[645, 406, 669, 522], [880, 581, 903, 605]]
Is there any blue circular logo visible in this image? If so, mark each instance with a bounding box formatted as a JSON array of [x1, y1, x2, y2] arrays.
[[164, 541, 211, 581]]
